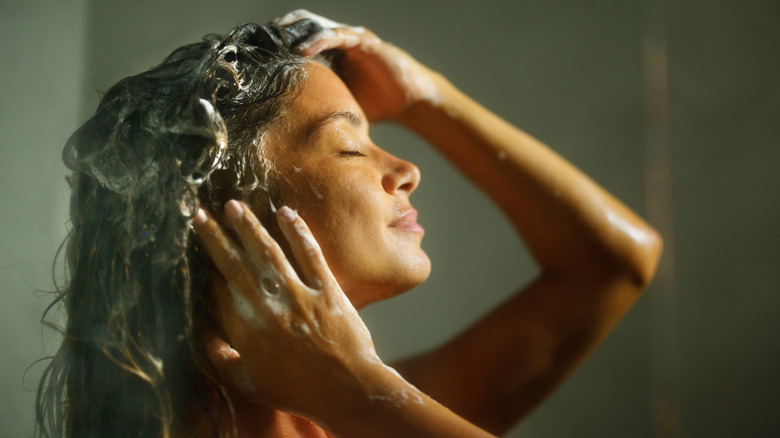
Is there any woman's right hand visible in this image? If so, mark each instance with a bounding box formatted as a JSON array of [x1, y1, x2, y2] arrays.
[[192, 200, 383, 419], [274, 9, 445, 123]]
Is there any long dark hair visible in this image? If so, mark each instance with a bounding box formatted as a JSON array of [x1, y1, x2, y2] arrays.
[[36, 19, 325, 438]]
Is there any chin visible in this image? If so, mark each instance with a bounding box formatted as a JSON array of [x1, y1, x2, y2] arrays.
[[349, 254, 431, 310]]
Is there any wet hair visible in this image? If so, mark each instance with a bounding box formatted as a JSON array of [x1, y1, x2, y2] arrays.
[[36, 19, 328, 438]]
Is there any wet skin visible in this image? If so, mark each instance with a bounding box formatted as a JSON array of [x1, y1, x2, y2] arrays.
[[261, 63, 431, 309], [193, 10, 662, 437]]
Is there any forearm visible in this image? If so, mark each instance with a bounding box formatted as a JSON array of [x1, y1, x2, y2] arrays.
[[317, 363, 495, 438], [396, 73, 661, 282]]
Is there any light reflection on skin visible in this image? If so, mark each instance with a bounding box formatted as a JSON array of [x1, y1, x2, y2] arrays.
[[606, 209, 655, 254]]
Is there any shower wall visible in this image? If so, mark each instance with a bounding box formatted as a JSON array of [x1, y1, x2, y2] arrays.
[[1, 1, 777, 436]]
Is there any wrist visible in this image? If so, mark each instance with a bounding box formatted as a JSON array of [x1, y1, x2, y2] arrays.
[[394, 68, 450, 122], [314, 361, 422, 435], [394, 73, 471, 139]]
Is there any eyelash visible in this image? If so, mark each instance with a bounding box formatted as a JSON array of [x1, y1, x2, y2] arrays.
[[339, 150, 366, 157]]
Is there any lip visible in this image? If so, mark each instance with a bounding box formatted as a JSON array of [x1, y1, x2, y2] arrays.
[[389, 209, 425, 233]]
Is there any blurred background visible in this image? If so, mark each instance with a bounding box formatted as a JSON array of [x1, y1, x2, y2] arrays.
[[1, 0, 777, 436]]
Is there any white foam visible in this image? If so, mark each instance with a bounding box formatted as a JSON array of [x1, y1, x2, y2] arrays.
[[369, 387, 424, 408], [293, 217, 321, 253], [228, 284, 264, 328], [295, 28, 333, 51], [262, 293, 291, 320], [277, 9, 341, 28], [277, 10, 370, 52], [198, 98, 227, 162], [394, 55, 441, 107], [308, 182, 324, 200]]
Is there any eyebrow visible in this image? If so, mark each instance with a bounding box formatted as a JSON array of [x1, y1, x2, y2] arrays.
[[306, 111, 364, 140]]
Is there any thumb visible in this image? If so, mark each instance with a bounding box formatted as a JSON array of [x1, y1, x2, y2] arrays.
[[202, 328, 259, 396]]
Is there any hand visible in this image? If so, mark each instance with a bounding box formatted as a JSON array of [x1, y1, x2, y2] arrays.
[[275, 9, 443, 122], [193, 200, 381, 419]]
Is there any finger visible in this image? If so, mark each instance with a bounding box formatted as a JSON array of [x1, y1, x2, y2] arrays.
[[205, 267, 261, 339], [202, 326, 241, 382], [193, 208, 256, 293], [275, 206, 336, 290], [223, 200, 299, 284], [202, 328, 260, 397], [295, 27, 374, 57], [204, 266, 226, 320], [203, 327, 241, 364]]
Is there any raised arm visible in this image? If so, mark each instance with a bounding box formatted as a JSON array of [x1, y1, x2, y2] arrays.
[[282, 10, 662, 434], [394, 75, 662, 433]]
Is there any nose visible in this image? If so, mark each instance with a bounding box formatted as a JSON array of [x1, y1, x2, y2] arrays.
[[382, 153, 421, 196]]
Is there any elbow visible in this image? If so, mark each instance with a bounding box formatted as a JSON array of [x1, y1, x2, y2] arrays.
[[621, 225, 663, 289], [581, 224, 664, 291], [548, 221, 664, 291]]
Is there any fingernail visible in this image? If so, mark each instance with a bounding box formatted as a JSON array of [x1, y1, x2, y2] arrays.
[[193, 208, 207, 226], [225, 200, 243, 219], [277, 205, 297, 223]]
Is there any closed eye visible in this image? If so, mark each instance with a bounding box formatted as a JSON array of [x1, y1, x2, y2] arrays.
[[339, 150, 366, 157]]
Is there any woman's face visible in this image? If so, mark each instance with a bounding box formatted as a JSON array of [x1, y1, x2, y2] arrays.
[[261, 63, 430, 309]]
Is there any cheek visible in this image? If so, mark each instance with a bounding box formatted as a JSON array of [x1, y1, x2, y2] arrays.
[[319, 177, 385, 252], [290, 164, 380, 224], [307, 176, 388, 270], [273, 159, 388, 262]]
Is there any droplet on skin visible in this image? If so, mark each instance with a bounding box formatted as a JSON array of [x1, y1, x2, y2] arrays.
[[308, 182, 324, 200], [261, 277, 282, 296]]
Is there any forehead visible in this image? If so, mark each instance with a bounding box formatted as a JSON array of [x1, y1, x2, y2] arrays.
[[285, 62, 365, 130], [262, 62, 367, 158]]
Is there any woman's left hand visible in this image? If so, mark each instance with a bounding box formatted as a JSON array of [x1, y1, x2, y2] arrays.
[[192, 200, 386, 420], [275, 9, 443, 122]]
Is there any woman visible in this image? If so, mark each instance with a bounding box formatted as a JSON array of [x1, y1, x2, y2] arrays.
[[37, 9, 662, 438]]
